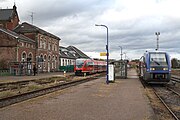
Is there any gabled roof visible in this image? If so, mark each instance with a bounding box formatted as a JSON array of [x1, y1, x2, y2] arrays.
[[59, 46, 76, 59], [0, 9, 13, 21], [0, 28, 35, 43], [0, 5, 19, 21], [67, 46, 90, 59], [14, 22, 61, 40]]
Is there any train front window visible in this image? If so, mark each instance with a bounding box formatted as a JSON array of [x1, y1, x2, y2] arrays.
[[76, 59, 85, 68], [150, 53, 167, 66]]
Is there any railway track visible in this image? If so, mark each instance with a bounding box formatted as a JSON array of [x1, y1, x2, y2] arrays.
[[0, 73, 105, 108], [0, 76, 66, 92], [139, 75, 180, 119], [153, 86, 180, 120], [171, 76, 180, 83]]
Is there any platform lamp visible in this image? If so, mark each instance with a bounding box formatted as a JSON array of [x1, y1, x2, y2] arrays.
[[155, 32, 160, 50], [95, 24, 109, 84]]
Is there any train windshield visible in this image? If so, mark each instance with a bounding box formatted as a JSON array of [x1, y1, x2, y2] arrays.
[[76, 59, 85, 68], [150, 53, 167, 66]]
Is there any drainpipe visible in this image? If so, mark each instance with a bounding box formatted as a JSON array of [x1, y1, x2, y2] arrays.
[[16, 37, 19, 62]]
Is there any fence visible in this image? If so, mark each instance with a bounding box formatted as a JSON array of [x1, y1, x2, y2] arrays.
[[0, 69, 10, 76], [59, 65, 74, 72], [9, 61, 36, 76]]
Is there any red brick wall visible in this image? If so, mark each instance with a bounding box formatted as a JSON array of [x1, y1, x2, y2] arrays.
[[0, 31, 36, 69], [36, 33, 59, 72], [6, 16, 19, 30], [24, 33, 36, 41], [18, 47, 36, 62], [0, 31, 17, 47], [0, 47, 17, 69]]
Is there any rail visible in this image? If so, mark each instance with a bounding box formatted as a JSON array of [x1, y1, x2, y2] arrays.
[[153, 87, 180, 120], [171, 76, 180, 83]]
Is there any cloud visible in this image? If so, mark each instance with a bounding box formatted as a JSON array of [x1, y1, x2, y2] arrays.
[[2, 0, 180, 60]]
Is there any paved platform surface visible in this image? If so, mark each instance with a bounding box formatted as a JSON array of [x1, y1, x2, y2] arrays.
[[0, 69, 155, 120], [0, 72, 73, 83]]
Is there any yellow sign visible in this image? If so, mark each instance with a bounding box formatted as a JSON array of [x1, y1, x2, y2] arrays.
[[100, 52, 108, 56]]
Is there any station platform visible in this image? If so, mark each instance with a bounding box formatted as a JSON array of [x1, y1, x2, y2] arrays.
[[0, 72, 73, 84], [0, 69, 156, 120]]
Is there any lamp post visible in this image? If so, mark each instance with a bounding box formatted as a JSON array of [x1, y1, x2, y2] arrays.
[[155, 32, 160, 50], [124, 52, 126, 60], [95, 24, 109, 84], [119, 46, 123, 60]]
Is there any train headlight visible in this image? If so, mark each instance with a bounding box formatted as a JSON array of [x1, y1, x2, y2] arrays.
[[163, 68, 168, 70], [150, 68, 155, 71]]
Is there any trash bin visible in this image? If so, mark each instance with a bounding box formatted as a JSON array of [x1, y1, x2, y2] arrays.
[[108, 64, 115, 82]]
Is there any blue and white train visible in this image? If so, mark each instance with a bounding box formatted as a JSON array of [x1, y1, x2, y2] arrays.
[[139, 51, 171, 84]]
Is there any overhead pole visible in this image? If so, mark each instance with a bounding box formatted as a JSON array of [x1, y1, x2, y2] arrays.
[[155, 32, 160, 50], [119, 46, 123, 60], [29, 12, 34, 25]]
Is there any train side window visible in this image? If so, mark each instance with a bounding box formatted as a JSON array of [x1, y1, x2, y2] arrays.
[[88, 62, 93, 67]]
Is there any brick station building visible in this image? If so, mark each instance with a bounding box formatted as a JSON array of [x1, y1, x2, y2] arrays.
[[14, 22, 61, 72], [0, 5, 60, 74]]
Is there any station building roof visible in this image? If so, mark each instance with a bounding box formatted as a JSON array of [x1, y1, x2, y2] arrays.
[[14, 22, 60, 40], [67, 46, 90, 59], [0, 27, 35, 44], [59, 46, 76, 59], [0, 5, 19, 21]]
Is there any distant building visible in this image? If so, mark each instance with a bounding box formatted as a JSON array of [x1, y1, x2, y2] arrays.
[[14, 22, 61, 72], [0, 5, 19, 30], [67, 46, 90, 59], [59, 46, 90, 72], [59, 46, 76, 72]]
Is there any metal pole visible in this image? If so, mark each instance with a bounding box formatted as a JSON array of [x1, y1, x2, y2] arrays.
[[124, 52, 126, 60], [95, 24, 109, 84], [155, 32, 160, 50], [119, 46, 123, 60]]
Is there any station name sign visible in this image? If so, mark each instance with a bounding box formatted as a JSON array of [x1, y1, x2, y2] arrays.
[[100, 52, 109, 56]]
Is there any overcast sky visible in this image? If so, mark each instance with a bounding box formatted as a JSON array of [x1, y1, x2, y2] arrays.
[[1, 0, 180, 60]]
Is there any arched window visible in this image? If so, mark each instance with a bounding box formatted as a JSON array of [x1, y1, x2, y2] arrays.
[[40, 54, 43, 59], [52, 55, 55, 61], [44, 55, 47, 62], [28, 53, 33, 61], [48, 55, 51, 61], [52, 55, 55, 69], [43, 54, 47, 70], [21, 52, 27, 61]]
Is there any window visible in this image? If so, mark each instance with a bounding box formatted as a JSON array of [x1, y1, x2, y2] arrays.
[[21, 42, 24, 47], [44, 55, 47, 62], [40, 40, 43, 48], [28, 53, 33, 61], [21, 52, 27, 61], [52, 43, 54, 51], [150, 53, 167, 66], [48, 55, 51, 61], [43, 40, 46, 49], [48, 42, 51, 50]]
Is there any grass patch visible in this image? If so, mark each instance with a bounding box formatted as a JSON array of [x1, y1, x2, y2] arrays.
[[27, 82, 44, 91], [0, 90, 16, 99]]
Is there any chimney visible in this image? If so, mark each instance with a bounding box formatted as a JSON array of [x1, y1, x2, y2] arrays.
[[13, 4, 17, 11]]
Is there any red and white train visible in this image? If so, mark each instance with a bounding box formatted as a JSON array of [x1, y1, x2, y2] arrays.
[[74, 58, 106, 75]]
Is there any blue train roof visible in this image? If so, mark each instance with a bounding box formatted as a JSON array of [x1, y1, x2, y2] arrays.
[[144, 51, 169, 55]]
